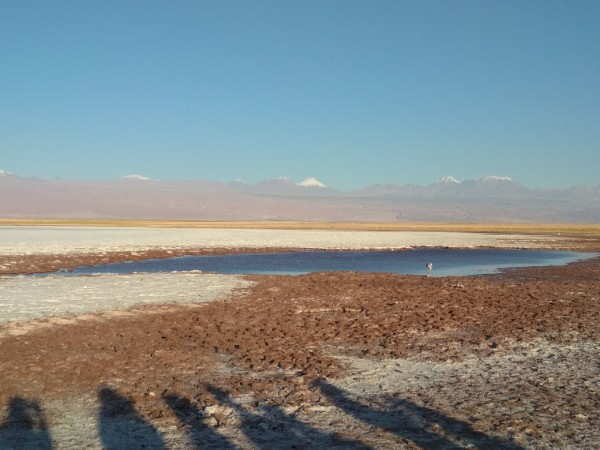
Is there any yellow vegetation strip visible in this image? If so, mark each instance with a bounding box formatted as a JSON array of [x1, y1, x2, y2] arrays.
[[1, 218, 600, 235]]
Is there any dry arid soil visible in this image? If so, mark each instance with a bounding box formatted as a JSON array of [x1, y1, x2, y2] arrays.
[[1, 230, 599, 449]]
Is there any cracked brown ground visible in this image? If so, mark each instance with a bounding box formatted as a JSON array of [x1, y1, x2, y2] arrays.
[[1, 235, 599, 448]]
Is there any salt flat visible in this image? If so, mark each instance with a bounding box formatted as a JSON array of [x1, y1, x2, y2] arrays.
[[0, 226, 557, 255], [0, 273, 251, 326], [0, 226, 560, 326], [1, 228, 599, 449]]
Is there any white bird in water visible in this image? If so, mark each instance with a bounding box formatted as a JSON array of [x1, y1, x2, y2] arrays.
[[426, 262, 433, 277]]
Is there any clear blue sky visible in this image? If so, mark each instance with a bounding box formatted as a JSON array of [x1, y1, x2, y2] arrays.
[[1, 1, 599, 190]]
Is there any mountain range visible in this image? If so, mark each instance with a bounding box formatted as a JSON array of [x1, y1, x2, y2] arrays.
[[1, 171, 598, 223]]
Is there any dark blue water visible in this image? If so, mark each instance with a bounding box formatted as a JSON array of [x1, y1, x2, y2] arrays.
[[69, 249, 595, 277]]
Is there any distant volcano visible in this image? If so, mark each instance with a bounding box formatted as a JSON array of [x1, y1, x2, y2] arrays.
[[1, 172, 598, 223], [298, 177, 327, 188]]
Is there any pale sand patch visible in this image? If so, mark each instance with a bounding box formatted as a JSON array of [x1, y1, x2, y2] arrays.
[[0, 272, 252, 330], [294, 339, 600, 448]]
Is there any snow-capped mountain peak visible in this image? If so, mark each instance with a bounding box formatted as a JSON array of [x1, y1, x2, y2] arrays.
[[0, 170, 14, 177], [440, 176, 461, 184], [298, 177, 327, 188], [481, 176, 513, 183], [270, 176, 296, 185], [465, 176, 526, 194], [121, 174, 151, 181]]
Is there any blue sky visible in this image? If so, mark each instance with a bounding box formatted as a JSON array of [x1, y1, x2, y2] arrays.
[[1, 1, 599, 190]]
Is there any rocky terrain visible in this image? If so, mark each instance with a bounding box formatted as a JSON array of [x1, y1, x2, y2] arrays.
[[0, 234, 599, 448]]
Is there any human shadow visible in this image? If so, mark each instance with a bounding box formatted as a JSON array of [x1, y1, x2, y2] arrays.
[[163, 394, 240, 449], [207, 385, 374, 449], [98, 387, 166, 450], [314, 380, 526, 450], [0, 397, 53, 449]]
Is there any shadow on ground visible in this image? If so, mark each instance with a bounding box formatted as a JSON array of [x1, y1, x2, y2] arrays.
[[314, 380, 526, 450], [98, 387, 167, 449], [0, 398, 52, 449], [0, 383, 526, 449]]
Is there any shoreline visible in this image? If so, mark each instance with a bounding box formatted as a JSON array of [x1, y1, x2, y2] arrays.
[[1, 228, 600, 448], [2, 225, 600, 276], [2, 243, 599, 276], [1, 259, 599, 448]]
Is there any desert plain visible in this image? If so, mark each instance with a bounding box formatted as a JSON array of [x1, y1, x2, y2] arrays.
[[1, 221, 599, 449]]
